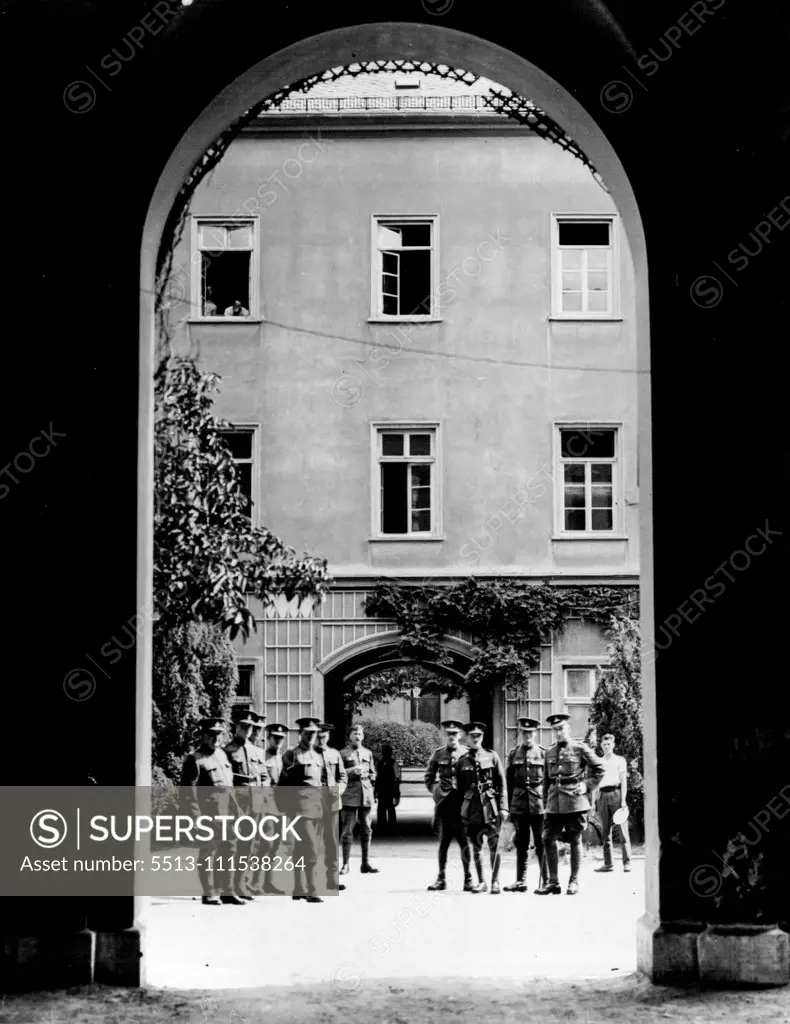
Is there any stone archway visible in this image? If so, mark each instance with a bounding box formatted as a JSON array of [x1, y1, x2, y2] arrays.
[[137, 20, 655, 989]]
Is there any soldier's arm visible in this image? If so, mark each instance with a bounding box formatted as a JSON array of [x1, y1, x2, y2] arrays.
[[179, 755, 201, 819], [505, 749, 515, 807], [277, 749, 295, 786], [582, 744, 606, 792], [542, 752, 551, 805], [494, 753, 509, 815], [368, 751, 377, 787], [424, 751, 438, 792], [337, 754, 348, 797]]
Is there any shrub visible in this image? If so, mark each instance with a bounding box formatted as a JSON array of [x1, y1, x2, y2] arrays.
[[355, 719, 444, 766]]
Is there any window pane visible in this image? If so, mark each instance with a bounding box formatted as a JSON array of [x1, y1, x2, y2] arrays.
[[591, 485, 613, 508], [411, 464, 430, 486], [409, 434, 431, 456], [236, 464, 253, 509], [400, 250, 431, 315], [411, 509, 431, 532], [203, 251, 251, 315], [237, 666, 253, 698], [566, 704, 590, 740], [564, 464, 585, 483], [382, 293, 398, 315], [561, 249, 582, 270], [381, 462, 408, 533], [558, 221, 610, 246], [562, 291, 582, 312], [382, 433, 404, 456], [382, 252, 399, 275], [199, 224, 227, 250], [411, 486, 431, 509], [562, 271, 582, 291], [378, 224, 404, 248], [588, 271, 609, 292], [566, 669, 591, 697], [587, 250, 609, 269], [587, 291, 608, 312], [590, 463, 612, 483], [226, 224, 253, 249], [564, 485, 585, 508], [591, 508, 613, 531], [221, 431, 253, 460], [398, 223, 431, 247], [565, 509, 586, 531], [560, 429, 615, 459]]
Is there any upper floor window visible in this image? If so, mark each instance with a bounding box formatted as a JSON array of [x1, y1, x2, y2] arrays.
[[371, 216, 438, 321], [556, 425, 619, 535], [373, 425, 439, 537], [193, 218, 257, 319], [218, 426, 256, 520], [551, 215, 617, 318]]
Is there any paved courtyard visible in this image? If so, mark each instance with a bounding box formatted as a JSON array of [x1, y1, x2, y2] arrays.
[[143, 829, 643, 989]]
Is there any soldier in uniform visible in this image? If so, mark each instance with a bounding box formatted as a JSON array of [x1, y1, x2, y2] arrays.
[[315, 722, 348, 892], [180, 717, 245, 906], [456, 721, 508, 894], [224, 710, 270, 901], [504, 717, 548, 893], [535, 712, 605, 896], [250, 722, 289, 896], [340, 724, 379, 874], [278, 716, 325, 903], [424, 719, 473, 892]]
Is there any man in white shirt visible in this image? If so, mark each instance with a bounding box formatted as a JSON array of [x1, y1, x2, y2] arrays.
[[594, 733, 632, 873]]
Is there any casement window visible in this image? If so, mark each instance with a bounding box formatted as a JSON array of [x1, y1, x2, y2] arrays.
[[218, 426, 256, 520], [557, 425, 619, 535], [193, 218, 257, 318], [373, 425, 439, 537], [551, 215, 617, 318], [236, 664, 254, 701], [372, 216, 438, 320], [563, 666, 597, 739]]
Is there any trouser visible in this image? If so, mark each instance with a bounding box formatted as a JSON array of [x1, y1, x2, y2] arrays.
[[340, 806, 373, 864], [376, 798, 397, 833], [316, 807, 340, 889], [510, 812, 546, 884], [291, 817, 321, 897], [463, 818, 501, 886], [435, 807, 472, 881], [598, 788, 632, 866], [197, 837, 238, 899], [233, 788, 256, 895], [542, 812, 588, 883]]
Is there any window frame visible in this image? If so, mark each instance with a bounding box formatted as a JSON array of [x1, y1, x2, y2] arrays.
[[370, 421, 442, 540], [562, 660, 602, 740], [370, 214, 440, 323], [234, 662, 257, 704], [217, 422, 260, 526], [190, 216, 261, 321], [550, 213, 620, 320], [553, 422, 624, 538]]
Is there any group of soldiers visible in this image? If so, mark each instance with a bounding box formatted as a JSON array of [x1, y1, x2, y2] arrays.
[[179, 712, 380, 905], [424, 713, 631, 895], [179, 706, 632, 905]]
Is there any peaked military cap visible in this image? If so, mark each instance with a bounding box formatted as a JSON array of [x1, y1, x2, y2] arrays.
[[517, 717, 541, 730], [464, 721, 487, 735], [295, 716, 321, 732], [266, 723, 288, 737], [199, 717, 226, 733], [317, 722, 334, 732], [234, 711, 257, 727], [441, 720, 465, 733], [546, 712, 571, 726]]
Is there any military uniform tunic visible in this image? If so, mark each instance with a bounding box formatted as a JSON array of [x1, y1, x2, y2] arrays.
[[457, 748, 508, 825], [543, 739, 604, 814], [424, 743, 468, 817], [179, 746, 238, 898], [507, 743, 546, 816]]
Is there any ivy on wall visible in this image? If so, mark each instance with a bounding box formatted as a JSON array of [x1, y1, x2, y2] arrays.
[[363, 578, 639, 702]]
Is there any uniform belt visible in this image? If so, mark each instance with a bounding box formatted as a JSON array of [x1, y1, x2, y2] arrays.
[[552, 777, 581, 785], [600, 785, 621, 791]]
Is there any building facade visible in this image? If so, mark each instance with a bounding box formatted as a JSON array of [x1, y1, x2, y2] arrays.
[[167, 68, 639, 756]]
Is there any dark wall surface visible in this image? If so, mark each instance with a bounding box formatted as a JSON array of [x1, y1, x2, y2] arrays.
[[1, 0, 788, 984]]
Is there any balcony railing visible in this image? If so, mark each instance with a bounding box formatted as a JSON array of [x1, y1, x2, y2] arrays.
[[258, 94, 510, 116]]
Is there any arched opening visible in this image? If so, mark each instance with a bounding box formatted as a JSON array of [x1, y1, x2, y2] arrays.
[[140, 21, 655, 990]]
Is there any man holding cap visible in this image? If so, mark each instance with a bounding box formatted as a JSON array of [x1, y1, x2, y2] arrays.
[[456, 722, 508, 894], [180, 717, 245, 906], [505, 717, 547, 893], [594, 733, 632, 873], [535, 712, 604, 896], [278, 717, 325, 902], [424, 720, 473, 892]]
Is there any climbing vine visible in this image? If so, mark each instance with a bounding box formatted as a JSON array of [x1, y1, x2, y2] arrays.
[[363, 578, 638, 702]]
